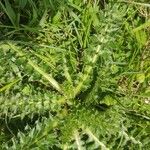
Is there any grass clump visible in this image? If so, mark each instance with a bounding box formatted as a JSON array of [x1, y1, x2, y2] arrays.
[[0, 0, 150, 149]]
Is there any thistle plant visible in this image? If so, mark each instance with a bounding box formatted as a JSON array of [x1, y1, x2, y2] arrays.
[[0, 0, 150, 149]]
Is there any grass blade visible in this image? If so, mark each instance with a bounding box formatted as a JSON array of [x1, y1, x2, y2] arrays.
[[122, 1, 150, 7], [0, 1, 17, 27]]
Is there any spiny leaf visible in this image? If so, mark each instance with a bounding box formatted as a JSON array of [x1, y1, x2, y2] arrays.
[[0, 78, 20, 93], [86, 128, 109, 150], [74, 130, 83, 150], [63, 56, 73, 85], [133, 20, 150, 32], [74, 45, 101, 97], [7, 42, 63, 94], [28, 60, 63, 94], [31, 51, 56, 71]]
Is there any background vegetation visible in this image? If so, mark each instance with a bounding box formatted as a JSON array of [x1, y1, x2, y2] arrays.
[[0, 0, 150, 149]]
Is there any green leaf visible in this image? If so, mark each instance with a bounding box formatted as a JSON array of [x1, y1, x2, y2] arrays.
[[0, 78, 20, 93], [136, 73, 145, 83], [135, 30, 147, 47], [133, 20, 150, 32], [52, 11, 61, 24], [102, 96, 117, 106], [22, 85, 31, 95], [28, 0, 38, 25], [0, 0, 17, 27], [28, 60, 63, 94], [86, 128, 109, 150], [19, 0, 28, 9], [74, 45, 101, 97]]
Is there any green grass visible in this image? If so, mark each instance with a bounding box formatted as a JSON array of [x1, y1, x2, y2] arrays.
[[0, 0, 150, 149]]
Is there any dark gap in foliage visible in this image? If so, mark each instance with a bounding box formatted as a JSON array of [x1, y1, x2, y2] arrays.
[[99, 0, 108, 9], [94, 103, 111, 111], [0, 0, 67, 27], [0, 111, 56, 140], [0, 115, 38, 136]]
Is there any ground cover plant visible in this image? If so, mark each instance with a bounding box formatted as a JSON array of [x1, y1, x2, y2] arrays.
[[0, 0, 150, 149]]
